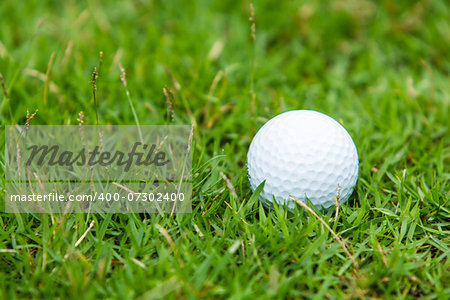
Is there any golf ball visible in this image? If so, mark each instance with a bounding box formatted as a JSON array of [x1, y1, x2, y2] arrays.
[[247, 110, 358, 209]]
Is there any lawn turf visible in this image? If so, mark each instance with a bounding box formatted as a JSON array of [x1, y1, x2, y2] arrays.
[[0, 0, 449, 299]]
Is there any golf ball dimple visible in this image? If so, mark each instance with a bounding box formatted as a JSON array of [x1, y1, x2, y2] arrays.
[[247, 110, 358, 209]]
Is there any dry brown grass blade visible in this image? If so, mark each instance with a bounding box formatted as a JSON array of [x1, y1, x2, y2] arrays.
[[290, 196, 360, 276], [74, 220, 95, 247], [0, 73, 8, 98], [334, 183, 341, 221], [155, 224, 176, 248], [43, 52, 55, 105], [163, 86, 175, 121]]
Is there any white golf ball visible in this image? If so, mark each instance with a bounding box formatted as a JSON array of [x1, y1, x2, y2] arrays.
[[247, 110, 358, 209]]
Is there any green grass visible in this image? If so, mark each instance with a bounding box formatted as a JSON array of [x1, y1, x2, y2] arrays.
[[0, 0, 449, 298]]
